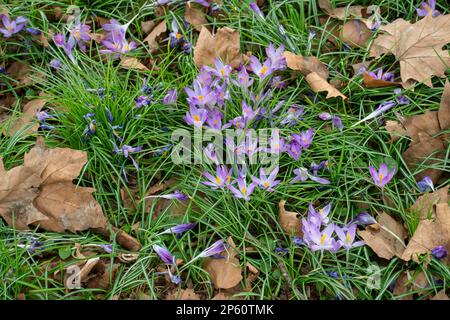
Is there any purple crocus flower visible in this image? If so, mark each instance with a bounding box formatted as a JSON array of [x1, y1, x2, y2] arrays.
[[105, 107, 114, 123], [153, 244, 176, 265], [204, 143, 220, 165], [149, 190, 189, 201], [352, 100, 396, 127], [36, 111, 53, 122], [251, 167, 280, 191], [366, 68, 394, 82], [197, 66, 213, 86], [294, 128, 313, 149], [280, 105, 304, 126], [214, 82, 230, 106], [417, 176, 434, 192], [100, 244, 113, 254], [249, 56, 273, 79], [332, 116, 344, 131], [101, 28, 136, 56], [40, 124, 55, 130], [233, 66, 254, 88], [169, 20, 184, 48], [184, 105, 208, 127], [228, 177, 256, 201], [271, 76, 286, 89], [249, 2, 265, 18], [69, 22, 91, 51], [307, 29, 316, 51], [242, 100, 259, 122], [335, 224, 364, 250], [369, 163, 395, 188], [114, 144, 143, 170], [309, 203, 332, 226], [286, 139, 302, 160], [25, 27, 41, 36], [348, 212, 377, 226], [265, 43, 286, 70], [318, 112, 332, 121], [308, 223, 340, 252], [49, 59, 63, 70], [135, 95, 151, 108], [431, 246, 447, 259], [290, 168, 308, 183], [160, 223, 196, 236], [205, 109, 224, 130], [53, 33, 76, 62], [293, 236, 304, 247], [193, 0, 212, 7], [203, 165, 232, 189], [417, 0, 440, 17], [197, 240, 228, 258], [0, 15, 28, 37], [163, 89, 178, 105], [204, 59, 232, 79], [394, 89, 410, 105], [185, 81, 216, 107]]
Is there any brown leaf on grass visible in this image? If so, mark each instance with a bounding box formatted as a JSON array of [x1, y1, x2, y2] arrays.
[[120, 57, 149, 71], [283, 51, 329, 79], [431, 290, 450, 300], [438, 80, 450, 132], [278, 200, 302, 236], [6, 61, 31, 83], [166, 288, 201, 300], [369, 14, 450, 87], [341, 20, 372, 48], [318, 0, 366, 20], [204, 237, 243, 289], [351, 60, 372, 75], [402, 133, 445, 183], [89, 33, 105, 43], [193, 26, 242, 69], [86, 262, 120, 290], [33, 182, 107, 232], [305, 72, 347, 99], [401, 203, 450, 262], [143, 20, 167, 52], [385, 120, 407, 142], [185, 2, 208, 32], [409, 186, 449, 220], [94, 226, 142, 252], [358, 212, 408, 260], [141, 20, 156, 35], [362, 71, 400, 88], [401, 111, 441, 144], [6, 98, 47, 136]]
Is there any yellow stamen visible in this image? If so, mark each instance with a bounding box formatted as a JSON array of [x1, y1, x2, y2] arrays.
[[346, 232, 351, 244], [215, 176, 221, 184], [263, 181, 270, 188], [176, 33, 182, 39], [226, 176, 231, 183], [379, 173, 384, 181], [193, 115, 200, 122], [197, 95, 204, 101], [320, 234, 326, 245], [220, 68, 226, 76], [241, 187, 247, 195], [260, 66, 268, 75]]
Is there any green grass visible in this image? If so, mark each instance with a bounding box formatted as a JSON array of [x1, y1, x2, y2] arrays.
[[0, 0, 449, 300]]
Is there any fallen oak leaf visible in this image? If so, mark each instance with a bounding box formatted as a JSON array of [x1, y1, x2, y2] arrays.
[[401, 203, 450, 263], [305, 72, 347, 99], [120, 56, 149, 71], [384, 120, 407, 142], [185, 2, 208, 32], [278, 200, 302, 236], [369, 14, 450, 87], [144, 20, 167, 52], [341, 19, 372, 48], [438, 80, 450, 140], [358, 212, 408, 260], [194, 26, 242, 69], [204, 237, 243, 289], [283, 51, 329, 79], [6, 98, 48, 136], [409, 185, 449, 220], [318, 0, 367, 20], [94, 226, 142, 252]]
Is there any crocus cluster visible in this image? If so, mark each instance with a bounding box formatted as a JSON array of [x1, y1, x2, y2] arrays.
[[301, 203, 364, 252], [366, 68, 394, 82], [290, 163, 330, 185], [36, 111, 55, 130], [53, 20, 92, 62], [0, 14, 28, 38], [416, 0, 440, 17], [100, 19, 137, 57]]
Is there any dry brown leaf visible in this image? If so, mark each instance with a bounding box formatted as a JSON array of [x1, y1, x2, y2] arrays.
[[341, 20, 372, 48], [6, 61, 31, 83], [86, 262, 119, 290], [318, 0, 366, 20], [6, 98, 47, 136], [438, 80, 450, 133], [212, 292, 230, 300], [401, 203, 450, 262], [409, 186, 449, 220], [185, 2, 208, 32], [193, 26, 242, 69], [402, 133, 445, 183], [351, 60, 372, 75], [204, 237, 243, 289], [385, 120, 407, 142], [166, 288, 201, 300], [144, 20, 167, 52], [278, 200, 302, 236], [358, 212, 408, 260], [141, 20, 156, 35], [370, 14, 450, 87], [94, 226, 142, 252], [431, 290, 449, 300], [362, 71, 400, 88], [120, 57, 149, 71], [401, 111, 441, 144], [283, 51, 329, 79], [33, 182, 107, 232], [305, 72, 347, 99]]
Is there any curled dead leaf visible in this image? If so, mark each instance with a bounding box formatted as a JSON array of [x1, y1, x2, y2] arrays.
[[362, 71, 400, 88], [144, 20, 167, 52], [358, 212, 408, 260], [120, 57, 149, 71], [431, 290, 449, 300], [6, 98, 47, 136], [185, 2, 208, 32], [278, 200, 302, 236], [409, 186, 449, 220], [318, 0, 367, 20], [341, 20, 372, 48], [283, 51, 329, 79], [305, 72, 347, 99], [194, 26, 242, 69]]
